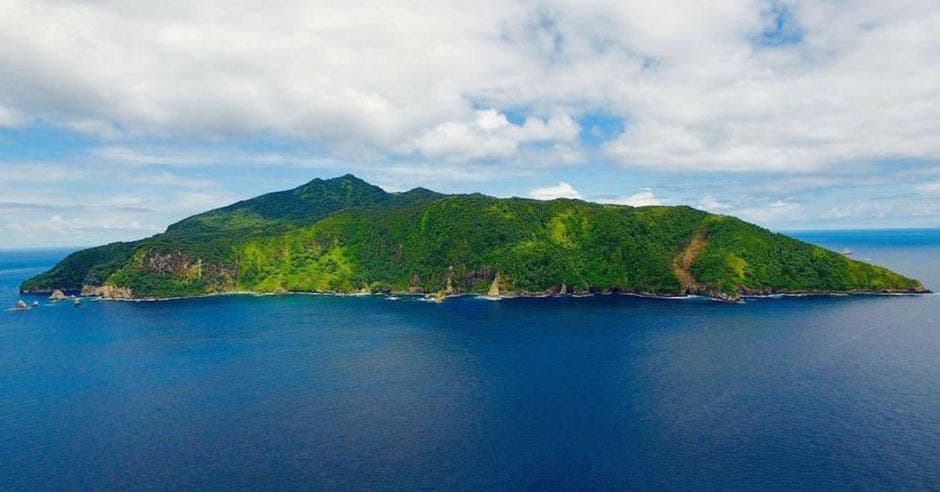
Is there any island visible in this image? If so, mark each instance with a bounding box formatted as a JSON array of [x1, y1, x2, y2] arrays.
[[20, 174, 927, 302]]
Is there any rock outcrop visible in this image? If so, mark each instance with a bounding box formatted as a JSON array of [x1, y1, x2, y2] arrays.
[[408, 273, 423, 293], [81, 285, 133, 299], [141, 251, 235, 286], [49, 289, 68, 301], [13, 300, 28, 310], [444, 268, 456, 295], [462, 266, 494, 289], [488, 272, 505, 297]]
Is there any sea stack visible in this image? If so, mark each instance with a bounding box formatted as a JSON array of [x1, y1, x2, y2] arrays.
[[14, 300, 28, 310]]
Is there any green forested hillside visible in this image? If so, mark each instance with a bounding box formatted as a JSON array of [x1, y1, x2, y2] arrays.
[[21, 174, 926, 301]]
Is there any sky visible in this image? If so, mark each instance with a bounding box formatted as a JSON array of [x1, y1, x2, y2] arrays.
[[1, 0, 939, 248]]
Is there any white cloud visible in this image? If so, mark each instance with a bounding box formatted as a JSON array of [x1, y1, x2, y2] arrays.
[[1, 0, 940, 243], [737, 200, 803, 223], [917, 181, 940, 193], [0, 159, 215, 189], [91, 146, 229, 167], [63, 119, 121, 139], [406, 110, 580, 161], [0, 0, 936, 172], [0, 213, 159, 236], [528, 182, 582, 200], [698, 196, 731, 212], [0, 160, 237, 247], [823, 200, 940, 221], [600, 188, 662, 206], [597, 2, 940, 171], [0, 105, 22, 126]]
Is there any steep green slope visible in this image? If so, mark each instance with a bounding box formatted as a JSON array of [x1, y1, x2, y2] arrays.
[[166, 174, 391, 237], [21, 175, 927, 301], [19, 240, 141, 294]]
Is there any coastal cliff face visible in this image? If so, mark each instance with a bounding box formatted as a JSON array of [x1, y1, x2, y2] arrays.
[[81, 285, 133, 299], [20, 175, 928, 301]]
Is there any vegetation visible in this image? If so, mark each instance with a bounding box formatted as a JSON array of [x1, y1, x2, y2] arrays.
[[21, 174, 926, 301], [20, 240, 140, 293]]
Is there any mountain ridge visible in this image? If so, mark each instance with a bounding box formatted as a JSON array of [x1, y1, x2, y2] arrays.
[[20, 174, 928, 301]]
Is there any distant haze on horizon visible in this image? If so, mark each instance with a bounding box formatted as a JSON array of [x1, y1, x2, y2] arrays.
[[1, 0, 939, 248]]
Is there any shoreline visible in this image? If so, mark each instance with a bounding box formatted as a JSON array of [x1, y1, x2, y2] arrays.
[[18, 287, 932, 305]]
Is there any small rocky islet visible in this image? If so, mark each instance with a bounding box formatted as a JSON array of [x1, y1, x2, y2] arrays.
[[20, 175, 927, 303]]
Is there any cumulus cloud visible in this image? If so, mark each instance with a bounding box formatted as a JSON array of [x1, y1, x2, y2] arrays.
[[528, 182, 582, 200], [1, 0, 940, 242], [599, 188, 663, 206], [598, 2, 940, 171], [0, 0, 937, 171], [406, 110, 580, 161]]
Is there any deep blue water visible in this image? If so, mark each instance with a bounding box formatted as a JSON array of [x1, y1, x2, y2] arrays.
[[1, 230, 939, 490]]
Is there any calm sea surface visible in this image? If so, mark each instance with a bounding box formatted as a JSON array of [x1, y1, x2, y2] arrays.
[[1, 230, 939, 490]]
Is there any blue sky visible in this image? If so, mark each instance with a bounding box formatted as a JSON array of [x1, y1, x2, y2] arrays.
[[1, 0, 939, 248]]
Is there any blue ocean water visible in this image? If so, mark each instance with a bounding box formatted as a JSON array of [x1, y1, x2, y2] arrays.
[[1, 231, 939, 490]]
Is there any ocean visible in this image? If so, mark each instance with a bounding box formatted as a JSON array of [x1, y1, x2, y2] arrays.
[[1, 230, 939, 489]]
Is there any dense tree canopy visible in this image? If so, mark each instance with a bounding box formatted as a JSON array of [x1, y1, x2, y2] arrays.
[[21, 175, 924, 300]]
